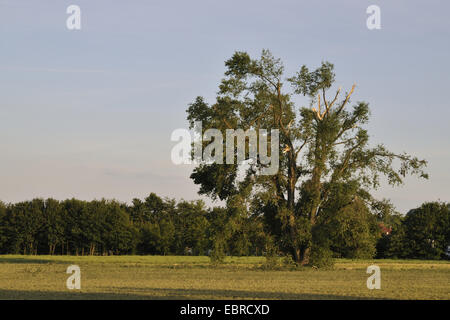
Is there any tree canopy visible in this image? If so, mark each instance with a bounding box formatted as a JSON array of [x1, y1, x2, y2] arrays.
[[186, 50, 428, 265]]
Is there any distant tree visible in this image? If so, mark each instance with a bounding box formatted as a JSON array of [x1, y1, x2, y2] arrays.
[[144, 193, 166, 223], [175, 200, 209, 255], [373, 199, 404, 258], [158, 218, 175, 255], [83, 200, 107, 255], [62, 199, 87, 255], [402, 202, 449, 259], [42, 198, 65, 255], [102, 200, 136, 255], [0, 201, 7, 253], [129, 198, 145, 224], [206, 207, 233, 262], [137, 222, 158, 254], [384, 223, 410, 258], [132, 194, 176, 255], [8, 200, 45, 254]]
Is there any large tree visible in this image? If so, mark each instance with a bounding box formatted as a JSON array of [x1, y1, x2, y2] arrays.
[[186, 50, 428, 265]]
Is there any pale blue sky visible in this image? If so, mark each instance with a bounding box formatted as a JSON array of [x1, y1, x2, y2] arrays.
[[0, 0, 449, 213]]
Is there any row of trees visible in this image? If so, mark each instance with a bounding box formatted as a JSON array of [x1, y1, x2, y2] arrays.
[[377, 201, 450, 260], [0, 192, 447, 260], [0, 194, 265, 256]]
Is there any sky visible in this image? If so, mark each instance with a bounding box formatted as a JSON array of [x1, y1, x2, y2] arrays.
[[0, 0, 449, 213]]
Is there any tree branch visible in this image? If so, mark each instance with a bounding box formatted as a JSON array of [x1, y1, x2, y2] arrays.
[[336, 84, 356, 114]]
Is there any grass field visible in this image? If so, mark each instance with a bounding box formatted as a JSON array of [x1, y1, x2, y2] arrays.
[[0, 255, 448, 300]]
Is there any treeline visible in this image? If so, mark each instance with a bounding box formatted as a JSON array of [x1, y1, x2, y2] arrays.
[[377, 201, 450, 260], [0, 193, 265, 256], [0, 194, 448, 260]]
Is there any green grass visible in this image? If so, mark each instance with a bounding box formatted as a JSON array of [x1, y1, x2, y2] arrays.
[[0, 255, 448, 300]]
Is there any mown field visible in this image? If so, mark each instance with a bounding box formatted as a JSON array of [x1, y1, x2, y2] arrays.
[[0, 255, 448, 300]]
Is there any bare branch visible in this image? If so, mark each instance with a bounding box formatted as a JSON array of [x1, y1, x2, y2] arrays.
[[337, 83, 356, 114], [322, 88, 330, 118], [317, 94, 321, 116], [329, 86, 342, 109]]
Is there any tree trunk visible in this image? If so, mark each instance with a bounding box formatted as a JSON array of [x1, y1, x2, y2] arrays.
[[287, 151, 301, 263], [300, 247, 311, 265], [300, 160, 323, 265], [90, 243, 96, 256], [288, 215, 301, 263]]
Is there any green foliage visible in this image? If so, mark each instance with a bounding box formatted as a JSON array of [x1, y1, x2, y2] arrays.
[[0, 194, 269, 257], [403, 202, 449, 259], [186, 49, 428, 266], [378, 201, 449, 260], [0, 201, 7, 253], [288, 62, 335, 97], [0, 194, 447, 262], [310, 244, 334, 269], [209, 238, 227, 265], [176, 200, 209, 255], [261, 236, 281, 270], [327, 199, 379, 259], [384, 224, 410, 259]]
